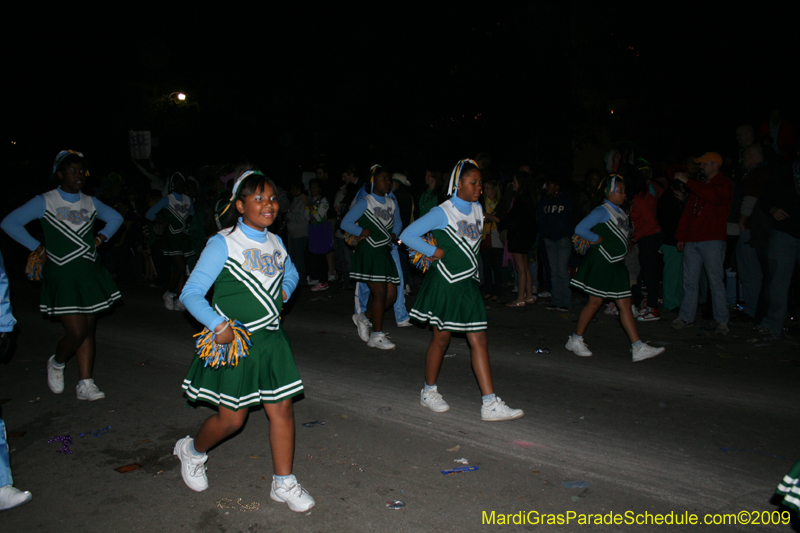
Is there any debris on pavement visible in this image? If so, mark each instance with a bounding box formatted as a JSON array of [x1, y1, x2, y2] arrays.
[[48, 434, 73, 454], [115, 463, 142, 473], [302, 421, 325, 428], [442, 466, 478, 475], [217, 498, 260, 512], [454, 458, 469, 464], [79, 426, 112, 438], [562, 480, 588, 488], [386, 500, 405, 509], [447, 445, 461, 452]]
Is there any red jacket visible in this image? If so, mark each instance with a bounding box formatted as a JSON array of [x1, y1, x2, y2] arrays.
[[675, 173, 733, 243], [630, 190, 661, 241]]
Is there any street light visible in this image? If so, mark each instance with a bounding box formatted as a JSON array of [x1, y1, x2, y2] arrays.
[[168, 92, 187, 102]]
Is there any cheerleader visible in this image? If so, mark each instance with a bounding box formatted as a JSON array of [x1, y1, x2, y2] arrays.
[[145, 172, 194, 311], [566, 175, 665, 362], [1, 150, 122, 400], [174, 169, 314, 512], [399, 159, 523, 421], [341, 165, 401, 350]]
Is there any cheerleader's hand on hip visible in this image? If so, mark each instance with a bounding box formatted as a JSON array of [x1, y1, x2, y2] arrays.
[[430, 247, 445, 261], [214, 321, 235, 345], [36, 245, 47, 263]]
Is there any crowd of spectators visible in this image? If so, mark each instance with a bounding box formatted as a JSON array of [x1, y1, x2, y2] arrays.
[[19, 111, 795, 341]]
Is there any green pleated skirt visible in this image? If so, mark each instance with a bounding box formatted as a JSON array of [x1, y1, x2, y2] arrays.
[[570, 248, 631, 299], [182, 327, 303, 411], [350, 241, 399, 284], [40, 258, 121, 315], [410, 272, 487, 332]]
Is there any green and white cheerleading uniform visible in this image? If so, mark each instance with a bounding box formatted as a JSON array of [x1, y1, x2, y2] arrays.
[[145, 192, 195, 257], [345, 193, 400, 284], [1, 188, 122, 316], [776, 458, 800, 515], [402, 197, 487, 332], [570, 201, 632, 299], [181, 221, 303, 410]]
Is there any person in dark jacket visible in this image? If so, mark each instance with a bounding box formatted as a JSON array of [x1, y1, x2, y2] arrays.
[[755, 148, 800, 338], [657, 176, 688, 312], [537, 178, 574, 311]]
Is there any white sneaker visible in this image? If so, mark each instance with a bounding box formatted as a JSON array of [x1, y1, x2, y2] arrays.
[[47, 355, 65, 394], [76, 379, 106, 401], [565, 335, 592, 357], [632, 342, 665, 362], [270, 474, 315, 512], [420, 386, 450, 412], [715, 322, 729, 335], [396, 319, 412, 327], [352, 313, 371, 342], [306, 276, 319, 286], [163, 291, 175, 311], [173, 436, 208, 492], [604, 302, 618, 315], [328, 273, 337, 282], [0, 485, 32, 511], [404, 284, 411, 296], [481, 397, 524, 421], [367, 332, 395, 350], [173, 297, 186, 311], [537, 291, 551, 298]]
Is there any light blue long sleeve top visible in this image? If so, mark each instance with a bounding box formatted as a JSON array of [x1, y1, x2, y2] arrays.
[[0, 250, 16, 332], [398, 196, 474, 257], [144, 192, 194, 221], [1, 187, 124, 251], [341, 192, 403, 237], [179, 220, 299, 332], [574, 200, 620, 242]]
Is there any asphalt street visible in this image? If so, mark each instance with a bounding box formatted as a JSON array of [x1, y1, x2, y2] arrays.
[[1, 276, 798, 532]]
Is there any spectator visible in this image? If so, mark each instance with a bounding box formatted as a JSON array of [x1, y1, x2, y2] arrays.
[[499, 171, 537, 307], [754, 147, 800, 338], [657, 171, 689, 312], [759, 110, 795, 159], [286, 184, 310, 286], [333, 167, 360, 289], [419, 170, 443, 218], [537, 177, 574, 311], [672, 152, 734, 334], [628, 164, 664, 320], [480, 179, 504, 301], [735, 144, 770, 319], [392, 173, 414, 295]]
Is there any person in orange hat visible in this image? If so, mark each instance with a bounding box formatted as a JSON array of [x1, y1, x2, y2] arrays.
[[671, 152, 734, 334]]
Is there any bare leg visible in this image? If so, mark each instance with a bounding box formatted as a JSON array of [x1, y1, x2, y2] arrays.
[[466, 331, 494, 395], [170, 255, 187, 294], [193, 406, 248, 453], [616, 297, 640, 343], [56, 314, 92, 366], [263, 400, 295, 476], [510, 253, 529, 303], [74, 314, 98, 380], [575, 295, 604, 336], [366, 281, 396, 332], [424, 326, 451, 386], [325, 251, 335, 280]]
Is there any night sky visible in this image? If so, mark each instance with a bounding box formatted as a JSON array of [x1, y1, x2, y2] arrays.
[[6, 4, 798, 184]]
